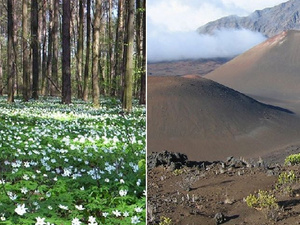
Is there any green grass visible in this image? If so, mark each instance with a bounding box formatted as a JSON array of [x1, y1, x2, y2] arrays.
[[0, 96, 146, 224]]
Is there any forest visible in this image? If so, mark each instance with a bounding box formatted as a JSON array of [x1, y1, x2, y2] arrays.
[[0, 0, 145, 111]]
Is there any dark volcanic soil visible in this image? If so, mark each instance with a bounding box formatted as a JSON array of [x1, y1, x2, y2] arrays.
[[147, 75, 300, 161], [147, 152, 300, 225]]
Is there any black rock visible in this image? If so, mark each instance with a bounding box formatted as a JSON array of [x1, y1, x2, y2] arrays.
[[226, 157, 247, 168], [214, 212, 226, 224], [147, 151, 188, 170]]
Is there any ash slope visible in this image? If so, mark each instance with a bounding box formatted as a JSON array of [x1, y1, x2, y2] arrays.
[[197, 0, 300, 38], [206, 30, 300, 111], [147, 75, 300, 161]]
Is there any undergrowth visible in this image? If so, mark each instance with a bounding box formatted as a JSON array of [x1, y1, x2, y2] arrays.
[[0, 96, 146, 224]]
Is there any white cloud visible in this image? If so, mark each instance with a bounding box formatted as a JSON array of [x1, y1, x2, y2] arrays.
[[147, 0, 286, 61], [147, 28, 266, 62], [147, 0, 288, 32], [148, 1, 232, 32]]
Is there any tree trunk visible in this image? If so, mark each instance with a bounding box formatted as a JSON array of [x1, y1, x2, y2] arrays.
[[99, 13, 106, 96], [7, 0, 15, 103], [92, 0, 102, 108], [22, 0, 30, 101], [114, 0, 124, 98], [76, 0, 84, 99], [108, 0, 115, 96], [41, 0, 48, 96], [122, 0, 135, 112], [83, 0, 91, 101], [52, 0, 59, 96], [13, 3, 18, 97], [139, 0, 146, 104], [0, 39, 2, 96], [62, 0, 71, 104], [31, 0, 39, 99], [121, 2, 128, 103], [47, 0, 53, 95]]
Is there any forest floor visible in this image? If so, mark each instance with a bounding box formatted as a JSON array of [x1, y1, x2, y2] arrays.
[[0, 96, 146, 224], [147, 152, 300, 225]]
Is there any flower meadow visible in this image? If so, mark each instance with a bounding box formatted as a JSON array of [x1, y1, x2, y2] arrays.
[[0, 97, 146, 224]]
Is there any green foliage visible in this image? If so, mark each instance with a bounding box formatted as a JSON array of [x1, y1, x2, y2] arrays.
[[172, 169, 183, 176], [246, 190, 281, 222], [277, 171, 297, 185], [276, 170, 298, 196], [0, 96, 146, 224], [245, 190, 278, 210], [245, 194, 259, 208], [285, 153, 300, 165], [159, 216, 172, 225]]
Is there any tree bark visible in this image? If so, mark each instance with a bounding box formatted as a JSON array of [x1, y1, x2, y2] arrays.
[[114, 0, 124, 98], [139, 0, 146, 104], [52, 0, 59, 96], [108, 0, 115, 96], [22, 0, 30, 101], [0, 38, 2, 96], [7, 0, 15, 103], [76, 0, 84, 99], [13, 2, 18, 97], [47, 0, 53, 95], [121, 2, 128, 103], [41, 0, 48, 96], [92, 0, 102, 108], [31, 0, 39, 99], [122, 0, 135, 112], [62, 0, 72, 104], [83, 0, 91, 101]]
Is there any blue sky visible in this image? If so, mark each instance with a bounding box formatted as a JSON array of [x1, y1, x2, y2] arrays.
[[147, 0, 289, 61]]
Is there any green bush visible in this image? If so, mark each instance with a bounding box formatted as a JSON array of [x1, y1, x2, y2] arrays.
[[285, 153, 300, 165], [245, 190, 278, 210], [276, 170, 298, 196], [246, 190, 280, 221], [172, 169, 183, 176], [277, 171, 297, 186], [159, 216, 172, 225]]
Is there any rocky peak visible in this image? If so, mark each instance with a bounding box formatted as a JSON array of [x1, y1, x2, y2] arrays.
[[197, 0, 300, 38]]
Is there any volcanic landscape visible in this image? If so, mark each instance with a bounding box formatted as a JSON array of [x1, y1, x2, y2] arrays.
[[148, 30, 300, 224]]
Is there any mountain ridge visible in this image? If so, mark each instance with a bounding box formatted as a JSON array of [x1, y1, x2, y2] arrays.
[[205, 30, 300, 112], [197, 0, 300, 38]]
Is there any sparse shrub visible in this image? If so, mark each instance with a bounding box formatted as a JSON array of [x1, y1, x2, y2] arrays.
[[277, 171, 297, 185], [159, 216, 172, 225], [276, 170, 298, 196], [263, 206, 280, 222], [246, 190, 280, 221], [172, 169, 183, 176], [285, 153, 300, 165], [246, 190, 278, 210], [245, 194, 259, 208]]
